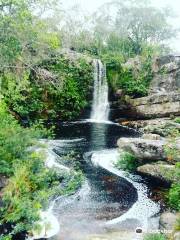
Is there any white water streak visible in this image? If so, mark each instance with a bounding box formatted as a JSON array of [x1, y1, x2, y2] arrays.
[[91, 149, 160, 231], [91, 59, 109, 121]]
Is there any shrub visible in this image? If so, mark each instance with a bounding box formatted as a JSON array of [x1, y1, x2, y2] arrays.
[[0, 101, 51, 176], [174, 117, 180, 124], [115, 152, 138, 171], [168, 183, 180, 211]]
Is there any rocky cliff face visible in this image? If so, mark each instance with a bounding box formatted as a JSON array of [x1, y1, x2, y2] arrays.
[[115, 55, 180, 121], [150, 55, 180, 94]]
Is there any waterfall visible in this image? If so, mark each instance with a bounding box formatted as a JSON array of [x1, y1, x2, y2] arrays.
[[90, 59, 109, 121]]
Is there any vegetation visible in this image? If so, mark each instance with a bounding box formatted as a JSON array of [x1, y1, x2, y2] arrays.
[[169, 182, 180, 211], [143, 234, 167, 240], [0, 0, 179, 239], [174, 117, 180, 124], [115, 151, 139, 171], [2, 55, 93, 122], [0, 102, 84, 239]]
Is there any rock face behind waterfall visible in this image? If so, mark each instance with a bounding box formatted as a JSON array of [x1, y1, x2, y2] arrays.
[[116, 55, 180, 120]]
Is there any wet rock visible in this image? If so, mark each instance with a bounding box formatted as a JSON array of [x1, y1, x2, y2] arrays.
[[137, 162, 177, 183], [117, 137, 167, 162], [160, 212, 180, 231], [117, 137, 180, 163]]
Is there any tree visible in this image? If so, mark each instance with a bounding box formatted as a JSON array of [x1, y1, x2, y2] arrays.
[[0, 0, 61, 72], [92, 0, 178, 55]]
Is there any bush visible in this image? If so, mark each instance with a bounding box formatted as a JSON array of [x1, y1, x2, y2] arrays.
[[0, 102, 51, 176], [0, 153, 60, 236], [168, 183, 180, 211], [143, 234, 166, 240], [115, 152, 138, 171], [174, 117, 180, 124], [2, 55, 93, 122]]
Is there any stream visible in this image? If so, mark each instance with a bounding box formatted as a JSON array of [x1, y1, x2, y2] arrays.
[[30, 59, 160, 240], [44, 120, 160, 240], [41, 60, 161, 240]]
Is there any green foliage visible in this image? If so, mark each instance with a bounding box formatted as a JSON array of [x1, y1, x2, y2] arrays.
[[174, 117, 180, 124], [0, 153, 60, 236], [0, 0, 61, 70], [164, 129, 180, 163], [175, 217, 180, 231], [143, 234, 167, 240], [118, 54, 153, 97], [0, 101, 84, 238], [169, 182, 180, 211], [115, 152, 138, 171], [101, 45, 154, 97], [62, 170, 84, 195], [2, 55, 93, 121], [0, 101, 51, 175]]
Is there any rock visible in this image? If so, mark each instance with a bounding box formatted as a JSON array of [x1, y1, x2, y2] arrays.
[[142, 134, 162, 140], [116, 89, 124, 97], [116, 92, 180, 120], [160, 212, 180, 231], [137, 162, 177, 183], [119, 118, 173, 134], [117, 137, 167, 163], [128, 92, 180, 119], [117, 137, 180, 163], [173, 231, 180, 240], [150, 55, 180, 94]]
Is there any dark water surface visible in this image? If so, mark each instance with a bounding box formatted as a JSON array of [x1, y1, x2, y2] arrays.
[[50, 121, 141, 240]]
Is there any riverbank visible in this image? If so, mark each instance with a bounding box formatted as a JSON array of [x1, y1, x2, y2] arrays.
[[113, 55, 180, 239]]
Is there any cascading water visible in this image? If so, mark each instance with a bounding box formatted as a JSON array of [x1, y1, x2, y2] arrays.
[[90, 59, 109, 121]]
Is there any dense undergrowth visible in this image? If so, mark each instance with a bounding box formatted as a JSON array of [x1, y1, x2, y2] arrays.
[[2, 55, 93, 123], [0, 102, 84, 240]]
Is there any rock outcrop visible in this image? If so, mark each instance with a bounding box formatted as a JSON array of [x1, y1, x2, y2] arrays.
[[119, 91, 180, 119], [115, 55, 180, 120], [137, 162, 176, 183], [128, 91, 180, 119], [119, 118, 180, 136], [150, 55, 180, 94], [117, 136, 180, 183], [118, 137, 167, 162]]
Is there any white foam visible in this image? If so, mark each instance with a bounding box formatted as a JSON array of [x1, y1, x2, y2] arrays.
[[91, 149, 160, 231]]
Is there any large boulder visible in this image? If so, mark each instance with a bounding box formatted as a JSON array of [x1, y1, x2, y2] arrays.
[[117, 137, 180, 163], [137, 162, 177, 183], [119, 118, 180, 136], [127, 91, 180, 119], [118, 137, 167, 163]]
